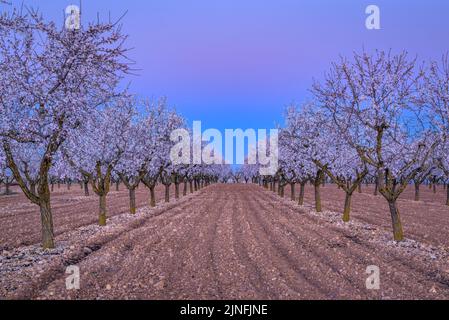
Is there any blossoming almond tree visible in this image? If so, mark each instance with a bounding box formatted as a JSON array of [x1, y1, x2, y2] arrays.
[[0, 8, 130, 248], [282, 104, 370, 220], [281, 105, 332, 212], [311, 50, 438, 241], [115, 104, 150, 214], [420, 55, 449, 206], [138, 99, 185, 206], [63, 98, 134, 226]]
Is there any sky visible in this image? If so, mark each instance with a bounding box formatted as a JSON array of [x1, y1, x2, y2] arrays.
[[3, 0, 449, 133]]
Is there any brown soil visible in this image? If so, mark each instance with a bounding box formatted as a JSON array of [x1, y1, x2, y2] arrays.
[[1, 184, 448, 300], [0, 184, 175, 250]]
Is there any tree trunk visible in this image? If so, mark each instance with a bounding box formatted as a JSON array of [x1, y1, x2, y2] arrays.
[[388, 200, 404, 242], [433, 183, 437, 194], [5, 181, 11, 195], [290, 183, 295, 201], [39, 199, 55, 249], [358, 183, 362, 194], [99, 194, 107, 226], [50, 182, 54, 193], [298, 182, 305, 206], [84, 181, 90, 196], [115, 181, 119, 191], [414, 183, 420, 202], [175, 183, 180, 199], [129, 188, 136, 214], [149, 185, 156, 207], [374, 178, 378, 196], [446, 183, 449, 206], [164, 184, 170, 203], [183, 181, 188, 196], [314, 183, 322, 212], [342, 192, 352, 222], [189, 180, 193, 194]]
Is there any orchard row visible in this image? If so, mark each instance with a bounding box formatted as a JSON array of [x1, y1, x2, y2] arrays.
[[1, 7, 448, 249], [241, 50, 449, 242]]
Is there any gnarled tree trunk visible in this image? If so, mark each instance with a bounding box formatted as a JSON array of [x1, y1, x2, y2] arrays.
[[84, 180, 90, 196], [446, 183, 449, 206], [414, 183, 420, 202], [149, 185, 156, 207], [183, 180, 188, 196], [388, 200, 404, 242], [5, 181, 11, 195], [99, 194, 107, 226], [164, 184, 170, 202], [342, 193, 352, 222], [175, 183, 180, 199], [314, 183, 322, 212], [39, 198, 55, 249], [298, 182, 305, 206], [129, 188, 136, 214]]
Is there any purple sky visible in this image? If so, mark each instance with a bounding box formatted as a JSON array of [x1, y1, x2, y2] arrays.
[[4, 0, 449, 131]]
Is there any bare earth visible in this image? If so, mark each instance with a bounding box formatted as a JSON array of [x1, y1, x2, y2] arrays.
[[0, 184, 173, 250], [1, 184, 449, 300]]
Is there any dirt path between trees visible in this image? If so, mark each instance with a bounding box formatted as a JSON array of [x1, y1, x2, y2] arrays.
[[4, 184, 446, 300]]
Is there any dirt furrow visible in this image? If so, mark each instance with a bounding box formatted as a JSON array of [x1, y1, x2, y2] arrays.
[[2, 184, 449, 300], [258, 187, 449, 299]]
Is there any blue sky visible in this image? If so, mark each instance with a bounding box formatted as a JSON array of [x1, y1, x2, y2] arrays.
[[3, 0, 449, 133]]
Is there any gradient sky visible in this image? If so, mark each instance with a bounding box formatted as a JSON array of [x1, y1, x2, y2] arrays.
[[3, 0, 449, 132]]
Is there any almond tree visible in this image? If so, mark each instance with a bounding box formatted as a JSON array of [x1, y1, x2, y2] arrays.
[[282, 104, 369, 220], [63, 99, 134, 226], [312, 50, 438, 241], [420, 55, 449, 206], [303, 112, 369, 221], [278, 135, 300, 201], [142, 161, 163, 208], [160, 165, 174, 203], [240, 163, 260, 185], [281, 105, 330, 212], [115, 108, 149, 214], [139, 100, 185, 206], [0, 8, 130, 248], [218, 165, 233, 184]]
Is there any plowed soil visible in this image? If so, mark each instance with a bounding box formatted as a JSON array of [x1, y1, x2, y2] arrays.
[[0, 184, 174, 250], [1, 184, 449, 300]]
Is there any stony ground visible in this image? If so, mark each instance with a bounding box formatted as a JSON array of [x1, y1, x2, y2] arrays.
[[1, 184, 449, 300]]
